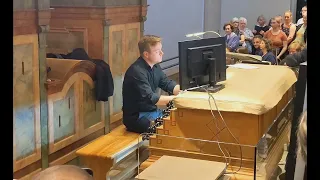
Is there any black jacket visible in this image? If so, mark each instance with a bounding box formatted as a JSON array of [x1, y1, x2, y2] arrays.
[[280, 45, 307, 67], [47, 48, 114, 101], [90, 59, 114, 101]]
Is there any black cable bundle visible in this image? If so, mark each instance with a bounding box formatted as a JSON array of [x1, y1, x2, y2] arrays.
[[142, 101, 175, 140]]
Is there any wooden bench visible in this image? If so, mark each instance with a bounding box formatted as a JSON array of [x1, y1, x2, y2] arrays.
[[76, 125, 145, 180]]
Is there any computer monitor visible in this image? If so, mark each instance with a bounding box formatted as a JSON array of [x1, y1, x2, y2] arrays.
[[178, 37, 226, 92]]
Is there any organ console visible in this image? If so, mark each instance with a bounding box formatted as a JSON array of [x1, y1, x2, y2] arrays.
[[139, 64, 297, 179]]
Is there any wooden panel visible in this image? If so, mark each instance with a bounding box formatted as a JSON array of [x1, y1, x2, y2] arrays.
[[79, 74, 105, 137], [49, 5, 147, 59], [109, 24, 126, 123], [19, 168, 41, 180], [13, 34, 40, 172], [52, 85, 76, 143], [83, 81, 102, 129], [13, 0, 35, 10], [105, 6, 148, 25], [125, 22, 140, 71], [47, 27, 88, 55], [151, 109, 259, 160], [109, 23, 141, 124], [13, 160, 42, 179], [51, 0, 141, 7], [13, 10, 37, 36], [49, 19, 103, 59], [48, 128, 104, 165], [48, 74, 81, 154]]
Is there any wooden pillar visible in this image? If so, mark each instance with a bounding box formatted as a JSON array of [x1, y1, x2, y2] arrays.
[[103, 20, 111, 134], [36, 0, 51, 170], [13, 0, 49, 178]]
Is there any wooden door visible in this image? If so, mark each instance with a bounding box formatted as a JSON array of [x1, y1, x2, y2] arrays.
[[13, 34, 41, 172], [108, 23, 141, 124]]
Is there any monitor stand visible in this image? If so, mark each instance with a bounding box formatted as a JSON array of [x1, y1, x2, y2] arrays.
[[186, 84, 225, 93]]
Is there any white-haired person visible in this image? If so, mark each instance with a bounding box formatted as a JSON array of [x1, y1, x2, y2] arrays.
[[253, 15, 270, 37], [238, 17, 254, 54], [231, 17, 240, 36]]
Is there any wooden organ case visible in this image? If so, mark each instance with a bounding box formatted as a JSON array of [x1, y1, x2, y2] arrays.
[[13, 0, 148, 179]]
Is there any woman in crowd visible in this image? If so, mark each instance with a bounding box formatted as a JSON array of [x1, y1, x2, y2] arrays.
[[282, 11, 296, 45], [238, 17, 254, 54], [231, 17, 240, 36], [291, 15, 307, 49], [224, 23, 240, 52], [264, 17, 288, 61], [259, 38, 277, 65], [276, 15, 283, 27], [253, 15, 270, 37], [252, 35, 263, 55], [297, 5, 307, 26]]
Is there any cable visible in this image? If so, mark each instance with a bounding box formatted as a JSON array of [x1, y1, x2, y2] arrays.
[[195, 85, 242, 174], [207, 90, 243, 174], [195, 85, 229, 174]]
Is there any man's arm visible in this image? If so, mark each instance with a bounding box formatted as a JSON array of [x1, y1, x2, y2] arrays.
[[156, 95, 175, 106], [158, 69, 181, 95], [133, 71, 176, 106], [280, 46, 307, 67]]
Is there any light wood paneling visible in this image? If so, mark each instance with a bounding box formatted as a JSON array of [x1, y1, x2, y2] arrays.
[[47, 27, 89, 55], [79, 74, 105, 137], [109, 23, 141, 124], [109, 24, 126, 124], [13, 34, 41, 172], [48, 74, 81, 154]]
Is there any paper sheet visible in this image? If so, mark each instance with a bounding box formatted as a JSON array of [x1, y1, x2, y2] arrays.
[[228, 63, 259, 69]]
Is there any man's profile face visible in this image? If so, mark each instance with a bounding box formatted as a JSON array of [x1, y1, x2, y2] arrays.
[[145, 42, 164, 64]]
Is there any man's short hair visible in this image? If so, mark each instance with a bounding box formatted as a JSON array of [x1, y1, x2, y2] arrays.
[[32, 165, 93, 180], [138, 35, 162, 55], [253, 35, 263, 40]]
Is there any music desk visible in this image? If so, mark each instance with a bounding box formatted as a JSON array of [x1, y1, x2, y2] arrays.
[[140, 65, 297, 179]]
